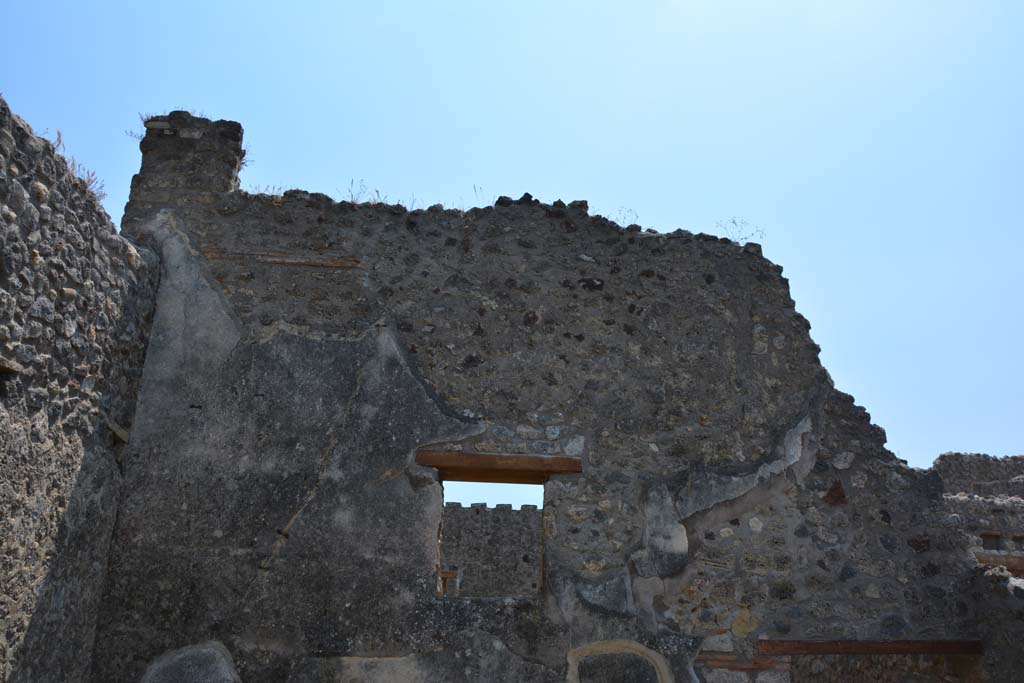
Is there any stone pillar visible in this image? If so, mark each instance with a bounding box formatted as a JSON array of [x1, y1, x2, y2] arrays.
[[121, 111, 243, 240]]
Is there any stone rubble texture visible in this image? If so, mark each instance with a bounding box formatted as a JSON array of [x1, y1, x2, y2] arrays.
[[1, 99, 1022, 682], [0, 96, 158, 683], [440, 503, 543, 597]]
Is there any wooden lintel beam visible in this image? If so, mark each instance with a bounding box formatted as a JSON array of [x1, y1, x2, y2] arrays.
[[415, 450, 582, 484], [199, 247, 361, 269], [439, 470, 549, 484], [976, 552, 1024, 575], [254, 256, 360, 269], [758, 640, 984, 656]]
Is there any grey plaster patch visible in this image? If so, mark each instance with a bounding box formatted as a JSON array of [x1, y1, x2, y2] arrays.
[[675, 415, 815, 521], [832, 451, 855, 470], [575, 571, 636, 617], [91, 206, 487, 680], [633, 484, 689, 578], [140, 641, 241, 683]]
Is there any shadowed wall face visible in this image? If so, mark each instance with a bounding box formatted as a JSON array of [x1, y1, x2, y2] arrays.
[[0, 95, 157, 682]]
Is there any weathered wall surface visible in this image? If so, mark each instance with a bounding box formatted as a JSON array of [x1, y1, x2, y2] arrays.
[[934, 452, 1024, 496], [79, 111, 997, 683], [440, 502, 543, 596], [0, 96, 157, 681]]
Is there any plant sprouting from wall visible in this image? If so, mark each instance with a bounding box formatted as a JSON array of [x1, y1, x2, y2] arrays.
[[716, 217, 765, 244], [51, 130, 106, 202]]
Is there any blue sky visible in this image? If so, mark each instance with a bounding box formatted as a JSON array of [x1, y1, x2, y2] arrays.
[[4, 1, 1021, 506]]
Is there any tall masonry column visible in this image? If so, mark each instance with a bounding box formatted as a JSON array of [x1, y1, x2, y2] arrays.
[[121, 111, 244, 241]]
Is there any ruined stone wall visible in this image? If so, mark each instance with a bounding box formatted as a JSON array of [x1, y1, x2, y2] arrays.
[[78, 111, 994, 682], [440, 502, 542, 596], [0, 96, 157, 682]]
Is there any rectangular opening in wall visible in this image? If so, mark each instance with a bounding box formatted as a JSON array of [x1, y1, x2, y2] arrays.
[[416, 449, 581, 598], [981, 533, 1003, 551], [443, 481, 544, 509]]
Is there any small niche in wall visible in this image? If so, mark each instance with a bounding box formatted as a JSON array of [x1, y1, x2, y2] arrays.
[[981, 533, 1003, 551]]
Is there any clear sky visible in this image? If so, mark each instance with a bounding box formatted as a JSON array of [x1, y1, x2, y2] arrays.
[[4, 1, 1021, 506]]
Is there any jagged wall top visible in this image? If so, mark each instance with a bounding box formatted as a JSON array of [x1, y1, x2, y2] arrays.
[[123, 112, 244, 237]]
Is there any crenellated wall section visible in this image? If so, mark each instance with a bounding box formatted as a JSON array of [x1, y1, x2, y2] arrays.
[[440, 502, 543, 597]]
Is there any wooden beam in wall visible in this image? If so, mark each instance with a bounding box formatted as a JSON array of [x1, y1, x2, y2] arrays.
[[975, 553, 1024, 575], [758, 640, 984, 656], [415, 450, 582, 484], [199, 246, 361, 269]]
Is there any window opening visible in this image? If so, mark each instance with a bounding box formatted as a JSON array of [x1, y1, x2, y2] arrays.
[[443, 481, 544, 509], [416, 449, 581, 598]]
